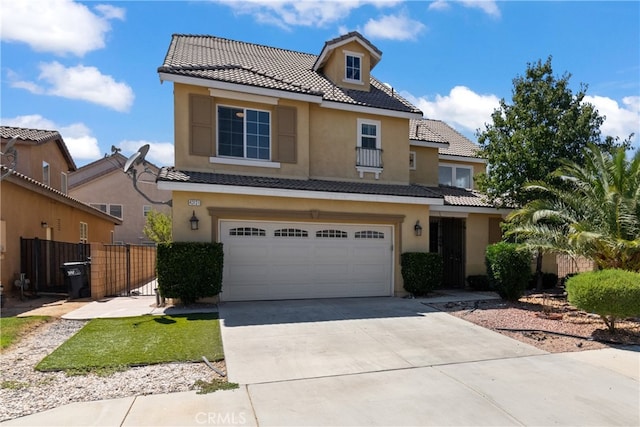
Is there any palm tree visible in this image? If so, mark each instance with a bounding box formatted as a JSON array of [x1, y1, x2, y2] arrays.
[[507, 144, 640, 272]]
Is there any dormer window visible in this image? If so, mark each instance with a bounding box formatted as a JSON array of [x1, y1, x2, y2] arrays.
[[344, 51, 363, 83]]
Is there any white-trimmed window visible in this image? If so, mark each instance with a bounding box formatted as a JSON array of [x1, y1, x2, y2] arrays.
[[80, 222, 88, 243], [344, 51, 363, 83], [42, 161, 50, 187], [90, 203, 123, 219], [217, 105, 271, 161], [358, 119, 380, 150], [439, 164, 473, 189], [409, 151, 416, 170], [61, 172, 68, 194], [356, 118, 382, 177]]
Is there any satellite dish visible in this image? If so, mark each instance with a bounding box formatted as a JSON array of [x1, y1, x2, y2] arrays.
[[123, 144, 150, 173], [1, 135, 18, 155]]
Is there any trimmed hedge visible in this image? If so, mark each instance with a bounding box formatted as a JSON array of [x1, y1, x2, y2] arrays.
[[566, 269, 640, 332], [401, 252, 443, 296], [485, 242, 532, 301], [157, 242, 224, 305]]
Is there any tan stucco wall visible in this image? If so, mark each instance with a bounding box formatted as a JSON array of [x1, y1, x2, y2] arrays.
[[174, 83, 411, 184], [309, 106, 410, 183], [322, 40, 371, 91], [410, 146, 439, 186], [173, 84, 311, 177], [465, 213, 508, 277], [170, 190, 431, 296], [0, 180, 116, 287], [69, 168, 171, 244], [10, 142, 70, 192]]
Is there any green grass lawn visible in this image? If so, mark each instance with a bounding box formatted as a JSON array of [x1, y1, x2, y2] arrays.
[[36, 313, 223, 372], [1, 316, 50, 350]]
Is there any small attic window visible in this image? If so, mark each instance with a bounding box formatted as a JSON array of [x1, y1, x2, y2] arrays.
[[344, 51, 363, 83]]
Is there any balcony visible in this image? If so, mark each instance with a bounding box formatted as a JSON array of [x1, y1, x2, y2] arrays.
[[356, 147, 383, 179]]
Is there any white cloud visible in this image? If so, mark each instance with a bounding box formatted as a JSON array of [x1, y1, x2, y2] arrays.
[[1, 115, 101, 161], [460, 0, 500, 17], [0, 0, 125, 57], [584, 95, 640, 145], [216, 0, 401, 29], [428, 0, 500, 17], [403, 85, 500, 135], [363, 13, 426, 41], [11, 62, 134, 112], [119, 140, 174, 167]]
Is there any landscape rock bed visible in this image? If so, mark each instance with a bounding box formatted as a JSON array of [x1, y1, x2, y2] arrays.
[[427, 292, 640, 353]]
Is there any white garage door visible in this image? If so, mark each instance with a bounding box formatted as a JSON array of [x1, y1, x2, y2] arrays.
[[219, 221, 393, 301]]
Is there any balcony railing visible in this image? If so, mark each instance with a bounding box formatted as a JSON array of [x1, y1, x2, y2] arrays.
[[356, 147, 383, 169]]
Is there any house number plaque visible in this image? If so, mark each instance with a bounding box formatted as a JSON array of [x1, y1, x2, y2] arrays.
[[188, 199, 201, 206]]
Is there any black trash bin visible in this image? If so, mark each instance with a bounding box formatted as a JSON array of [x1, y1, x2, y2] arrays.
[[61, 261, 91, 299]]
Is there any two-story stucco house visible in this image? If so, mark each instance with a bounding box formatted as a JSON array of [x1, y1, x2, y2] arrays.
[[155, 32, 508, 302], [0, 126, 121, 292], [69, 153, 172, 244]]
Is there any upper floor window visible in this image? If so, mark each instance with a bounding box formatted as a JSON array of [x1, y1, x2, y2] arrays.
[[61, 172, 68, 194], [357, 119, 380, 149], [91, 203, 123, 219], [439, 164, 473, 189], [409, 151, 416, 170], [344, 52, 362, 83], [218, 106, 271, 161], [79, 222, 88, 243], [42, 161, 50, 187]]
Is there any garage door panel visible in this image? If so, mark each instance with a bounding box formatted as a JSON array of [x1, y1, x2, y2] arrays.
[[220, 221, 393, 301]]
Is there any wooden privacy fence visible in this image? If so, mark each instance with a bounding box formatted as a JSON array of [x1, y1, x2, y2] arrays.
[[89, 243, 157, 299]]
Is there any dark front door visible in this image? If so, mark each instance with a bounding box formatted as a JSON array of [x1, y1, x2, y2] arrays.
[[430, 218, 466, 288]]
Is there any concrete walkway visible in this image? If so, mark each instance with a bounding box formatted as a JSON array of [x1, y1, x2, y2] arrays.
[[3, 293, 639, 426]]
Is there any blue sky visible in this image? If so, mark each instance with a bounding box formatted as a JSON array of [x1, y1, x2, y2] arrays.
[[2, 0, 639, 168]]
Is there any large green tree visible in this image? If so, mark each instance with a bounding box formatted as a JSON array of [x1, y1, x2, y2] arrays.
[[476, 56, 624, 209], [507, 144, 640, 272]]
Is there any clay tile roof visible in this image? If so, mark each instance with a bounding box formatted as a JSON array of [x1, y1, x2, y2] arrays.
[[414, 119, 480, 158], [1, 126, 61, 143], [1, 126, 77, 171], [158, 34, 421, 115], [427, 185, 494, 208], [158, 168, 442, 200]]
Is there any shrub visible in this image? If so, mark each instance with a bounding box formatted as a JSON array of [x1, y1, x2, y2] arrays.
[[466, 275, 491, 291], [485, 242, 532, 301], [401, 252, 443, 296], [157, 242, 224, 305], [566, 269, 640, 332]]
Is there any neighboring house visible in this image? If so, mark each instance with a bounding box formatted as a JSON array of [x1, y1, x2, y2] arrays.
[[68, 153, 172, 244], [0, 126, 122, 290], [155, 32, 509, 301]]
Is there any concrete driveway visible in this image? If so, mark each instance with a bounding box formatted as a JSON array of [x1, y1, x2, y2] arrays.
[[219, 297, 640, 426]]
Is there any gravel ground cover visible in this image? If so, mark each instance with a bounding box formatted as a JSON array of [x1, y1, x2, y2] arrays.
[[0, 319, 226, 422], [427, 291, 640, 353]]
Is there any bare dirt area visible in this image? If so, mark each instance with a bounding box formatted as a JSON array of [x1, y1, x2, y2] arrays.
[[426, 291, 640, 353]]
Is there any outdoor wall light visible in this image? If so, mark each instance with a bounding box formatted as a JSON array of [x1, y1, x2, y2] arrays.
[[41, 221, 48, 228], [189, 211, 200, 231], [414, 220, 422, 237]]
